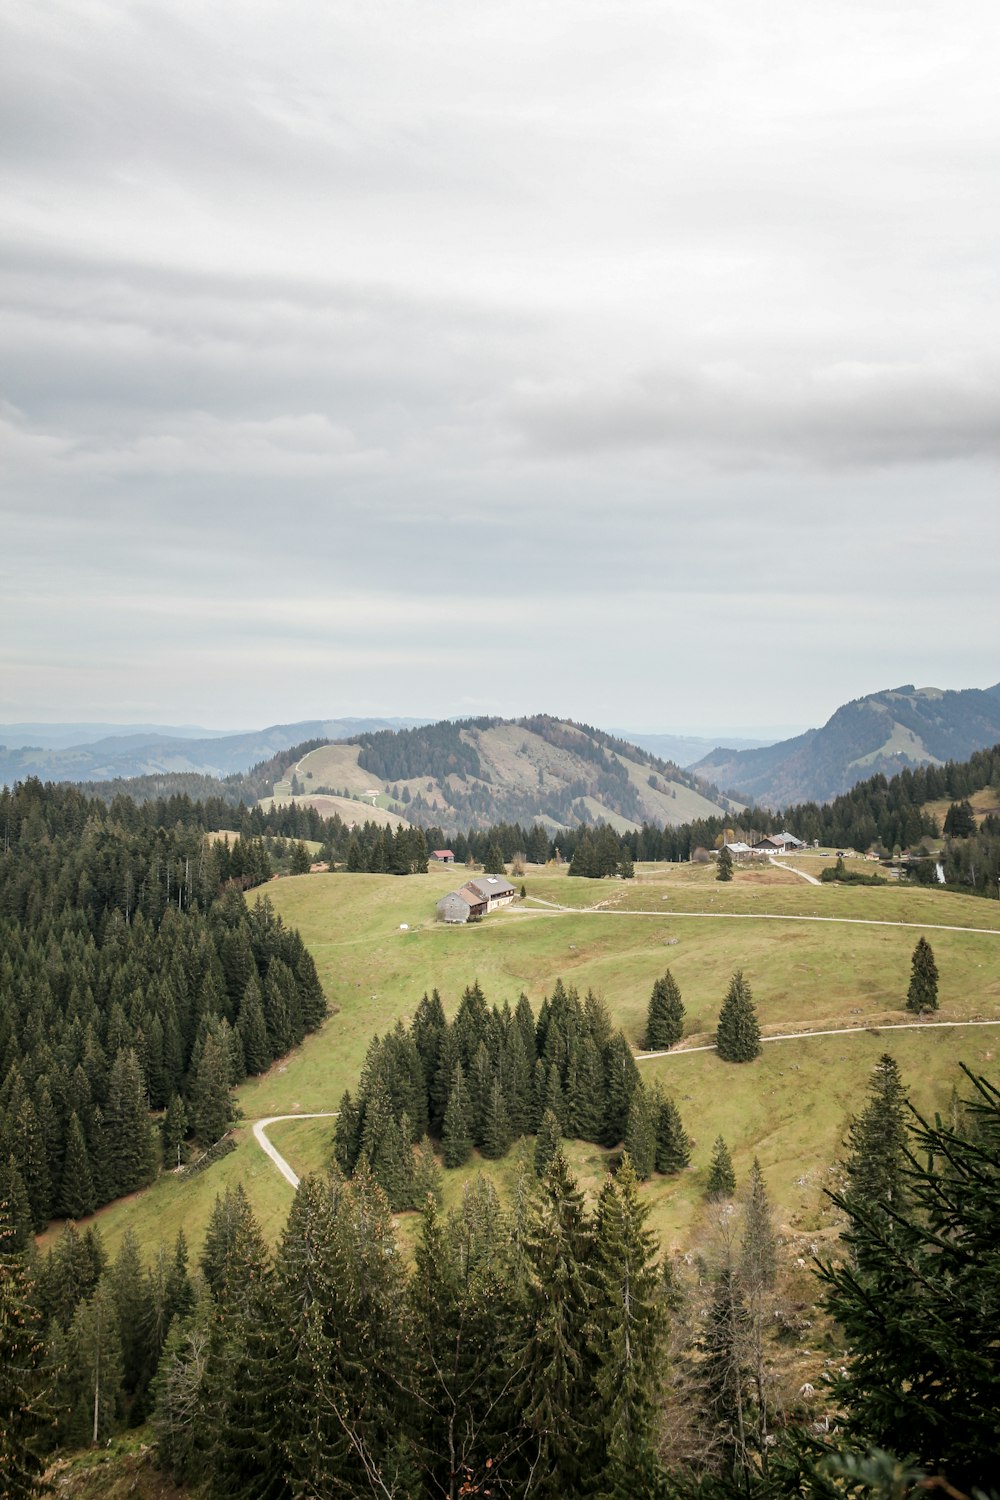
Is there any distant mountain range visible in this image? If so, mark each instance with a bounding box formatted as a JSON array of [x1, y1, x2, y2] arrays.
[[614, 730, 776, 766], [691, 682, 1000, 808], [6, 682, 1000, 820], [0, 718, 428, 786]]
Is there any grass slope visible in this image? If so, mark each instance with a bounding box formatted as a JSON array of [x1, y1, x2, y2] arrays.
[[50, 862, 1000, 1264]]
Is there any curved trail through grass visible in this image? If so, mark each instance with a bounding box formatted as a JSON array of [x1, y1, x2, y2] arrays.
[[522, 897, 1000, 938], [252, 1113, 338, 1189], [771, 857, 822, 886], [637, 1017, 1000, 1061]]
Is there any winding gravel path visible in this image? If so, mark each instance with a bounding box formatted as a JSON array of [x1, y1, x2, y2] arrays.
[[523, 897, 1000, 937], [252, 1112, 338, 1189], [636, 1017, 1000, 1061]]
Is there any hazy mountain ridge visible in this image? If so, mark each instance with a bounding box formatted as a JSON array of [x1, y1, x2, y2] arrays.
[[693, 682, 1000, 807], [0, 717, 429, 787], [290, 714, 737, 830]]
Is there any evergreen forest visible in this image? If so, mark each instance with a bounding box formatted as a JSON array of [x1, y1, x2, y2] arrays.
[[0, 780, 326, 1233]]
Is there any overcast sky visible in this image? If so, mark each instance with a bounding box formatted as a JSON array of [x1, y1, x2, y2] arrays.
[[2, 0, 998, 735]]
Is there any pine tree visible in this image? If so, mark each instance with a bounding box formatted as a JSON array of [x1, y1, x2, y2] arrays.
[[190, 1026, 232, 1146], [643, 970, 685, 1050], [149, 1296, 215, 1486], [533, 1108, 561, 1178], [842, 1053, 910, 1235], [483, 842, 506, 875], [161, 1094, 189, 1169], [906, 936, 939, 1013], [58, 1111, 95, 1221], [739, 1157, 778, 1465], [739, 1157, 777, 1294], [0, 1208, 53, 1497], [652, 1084, 692, 1174], [441, 1063, 473, 1169], [0, 1159, 33, 1251], [601, 1030, 641, 1147], [819, 1066, 1000, 1493], [699, 1261, 750, 1470], [480, 1076, 512, 1160], [412, 1136, 443, 1206], [715, 970, 762, 1062], [237, 973, 270, 1075], [104, 1048, 156, 1198], [518, 1150, 597, 1496], [623, 1084, 656, 1180], [717, 844, 734, 882], [589, 1156, 667, 1495], [69, 1279, 124, 1445], [706, 1135, 736, 1199]]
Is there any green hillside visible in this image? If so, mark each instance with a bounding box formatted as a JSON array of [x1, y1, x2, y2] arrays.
[[57, 859, 1000, 1264]]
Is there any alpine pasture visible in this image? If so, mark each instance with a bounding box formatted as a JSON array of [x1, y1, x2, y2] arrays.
[[60, 857, 1000, 1262]]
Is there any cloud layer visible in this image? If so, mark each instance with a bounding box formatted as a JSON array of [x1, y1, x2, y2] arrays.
[[2, 0, 998, 729]]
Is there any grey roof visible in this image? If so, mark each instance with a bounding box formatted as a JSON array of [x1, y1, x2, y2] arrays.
[[466, 876, 515, 899]]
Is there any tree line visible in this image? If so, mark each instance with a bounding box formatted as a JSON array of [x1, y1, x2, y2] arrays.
[[333, 980, 694, 1210], [0, 781, 326, 1232], [4, 1046, 999, 1497]]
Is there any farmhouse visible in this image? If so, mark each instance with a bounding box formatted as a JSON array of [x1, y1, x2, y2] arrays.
[[754, 832, 807, 853], [464, 876, 516, 912], [436, 891, 473, 923], [721, 840, 755, 861], [436, 875, 517, 923], [429, 849, 455, 864]]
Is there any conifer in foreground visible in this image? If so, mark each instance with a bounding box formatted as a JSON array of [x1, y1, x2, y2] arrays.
[[653, 1085, 692, 1174], [643, 969, 685, 1050], [715, 970, 762, 1062], [706, 1136, 736, 1199], [906, 935, 939, 1013], [0, 1208, 53, 1497]]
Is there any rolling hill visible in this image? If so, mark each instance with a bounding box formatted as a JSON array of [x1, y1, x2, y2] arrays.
[[692, 682, 1000, 807], [281, 715, 737, 831]]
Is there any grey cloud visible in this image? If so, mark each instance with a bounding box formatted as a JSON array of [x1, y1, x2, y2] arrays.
[[2, 0, 998, 729], [511, 361, 1000, 468]]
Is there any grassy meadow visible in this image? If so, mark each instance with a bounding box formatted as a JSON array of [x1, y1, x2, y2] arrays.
[[49, 859, 1000, 1264]]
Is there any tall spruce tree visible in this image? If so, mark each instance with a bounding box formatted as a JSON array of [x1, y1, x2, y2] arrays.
[[842, 1053, 910, 1230], [623, 1084, 656, 1180], [715, 971, 762, 1062], [58, 1112, 95, 1220], [819, 1066, 1000, 1493], [518, 1150, 597, 1496], [652, 1084, 692, 1174], [716, 844, 734, 882], [441, 1063, 473, 1168], [0, 1207, 53, 1497], [589, 1156, 667, 1495], [906, 936, 939, 1013], [533, 1108, 562, 1179], [699, 1261, 750, 1472], [706, 1136, 736, 1199], [643, 970, 685, 1050]]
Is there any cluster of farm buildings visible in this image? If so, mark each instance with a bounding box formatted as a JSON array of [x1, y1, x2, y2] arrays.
[[716, 831, 808, 860]]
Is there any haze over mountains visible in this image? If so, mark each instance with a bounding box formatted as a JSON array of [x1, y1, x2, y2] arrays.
[[3, 680, 999, 819], [0, 718, 427, 786]]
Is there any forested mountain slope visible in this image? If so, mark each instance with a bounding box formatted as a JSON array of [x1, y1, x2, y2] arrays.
[[289, 714, 735, 831], [693, 681, 1000, 806], [0, 780, 326, 1234]]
